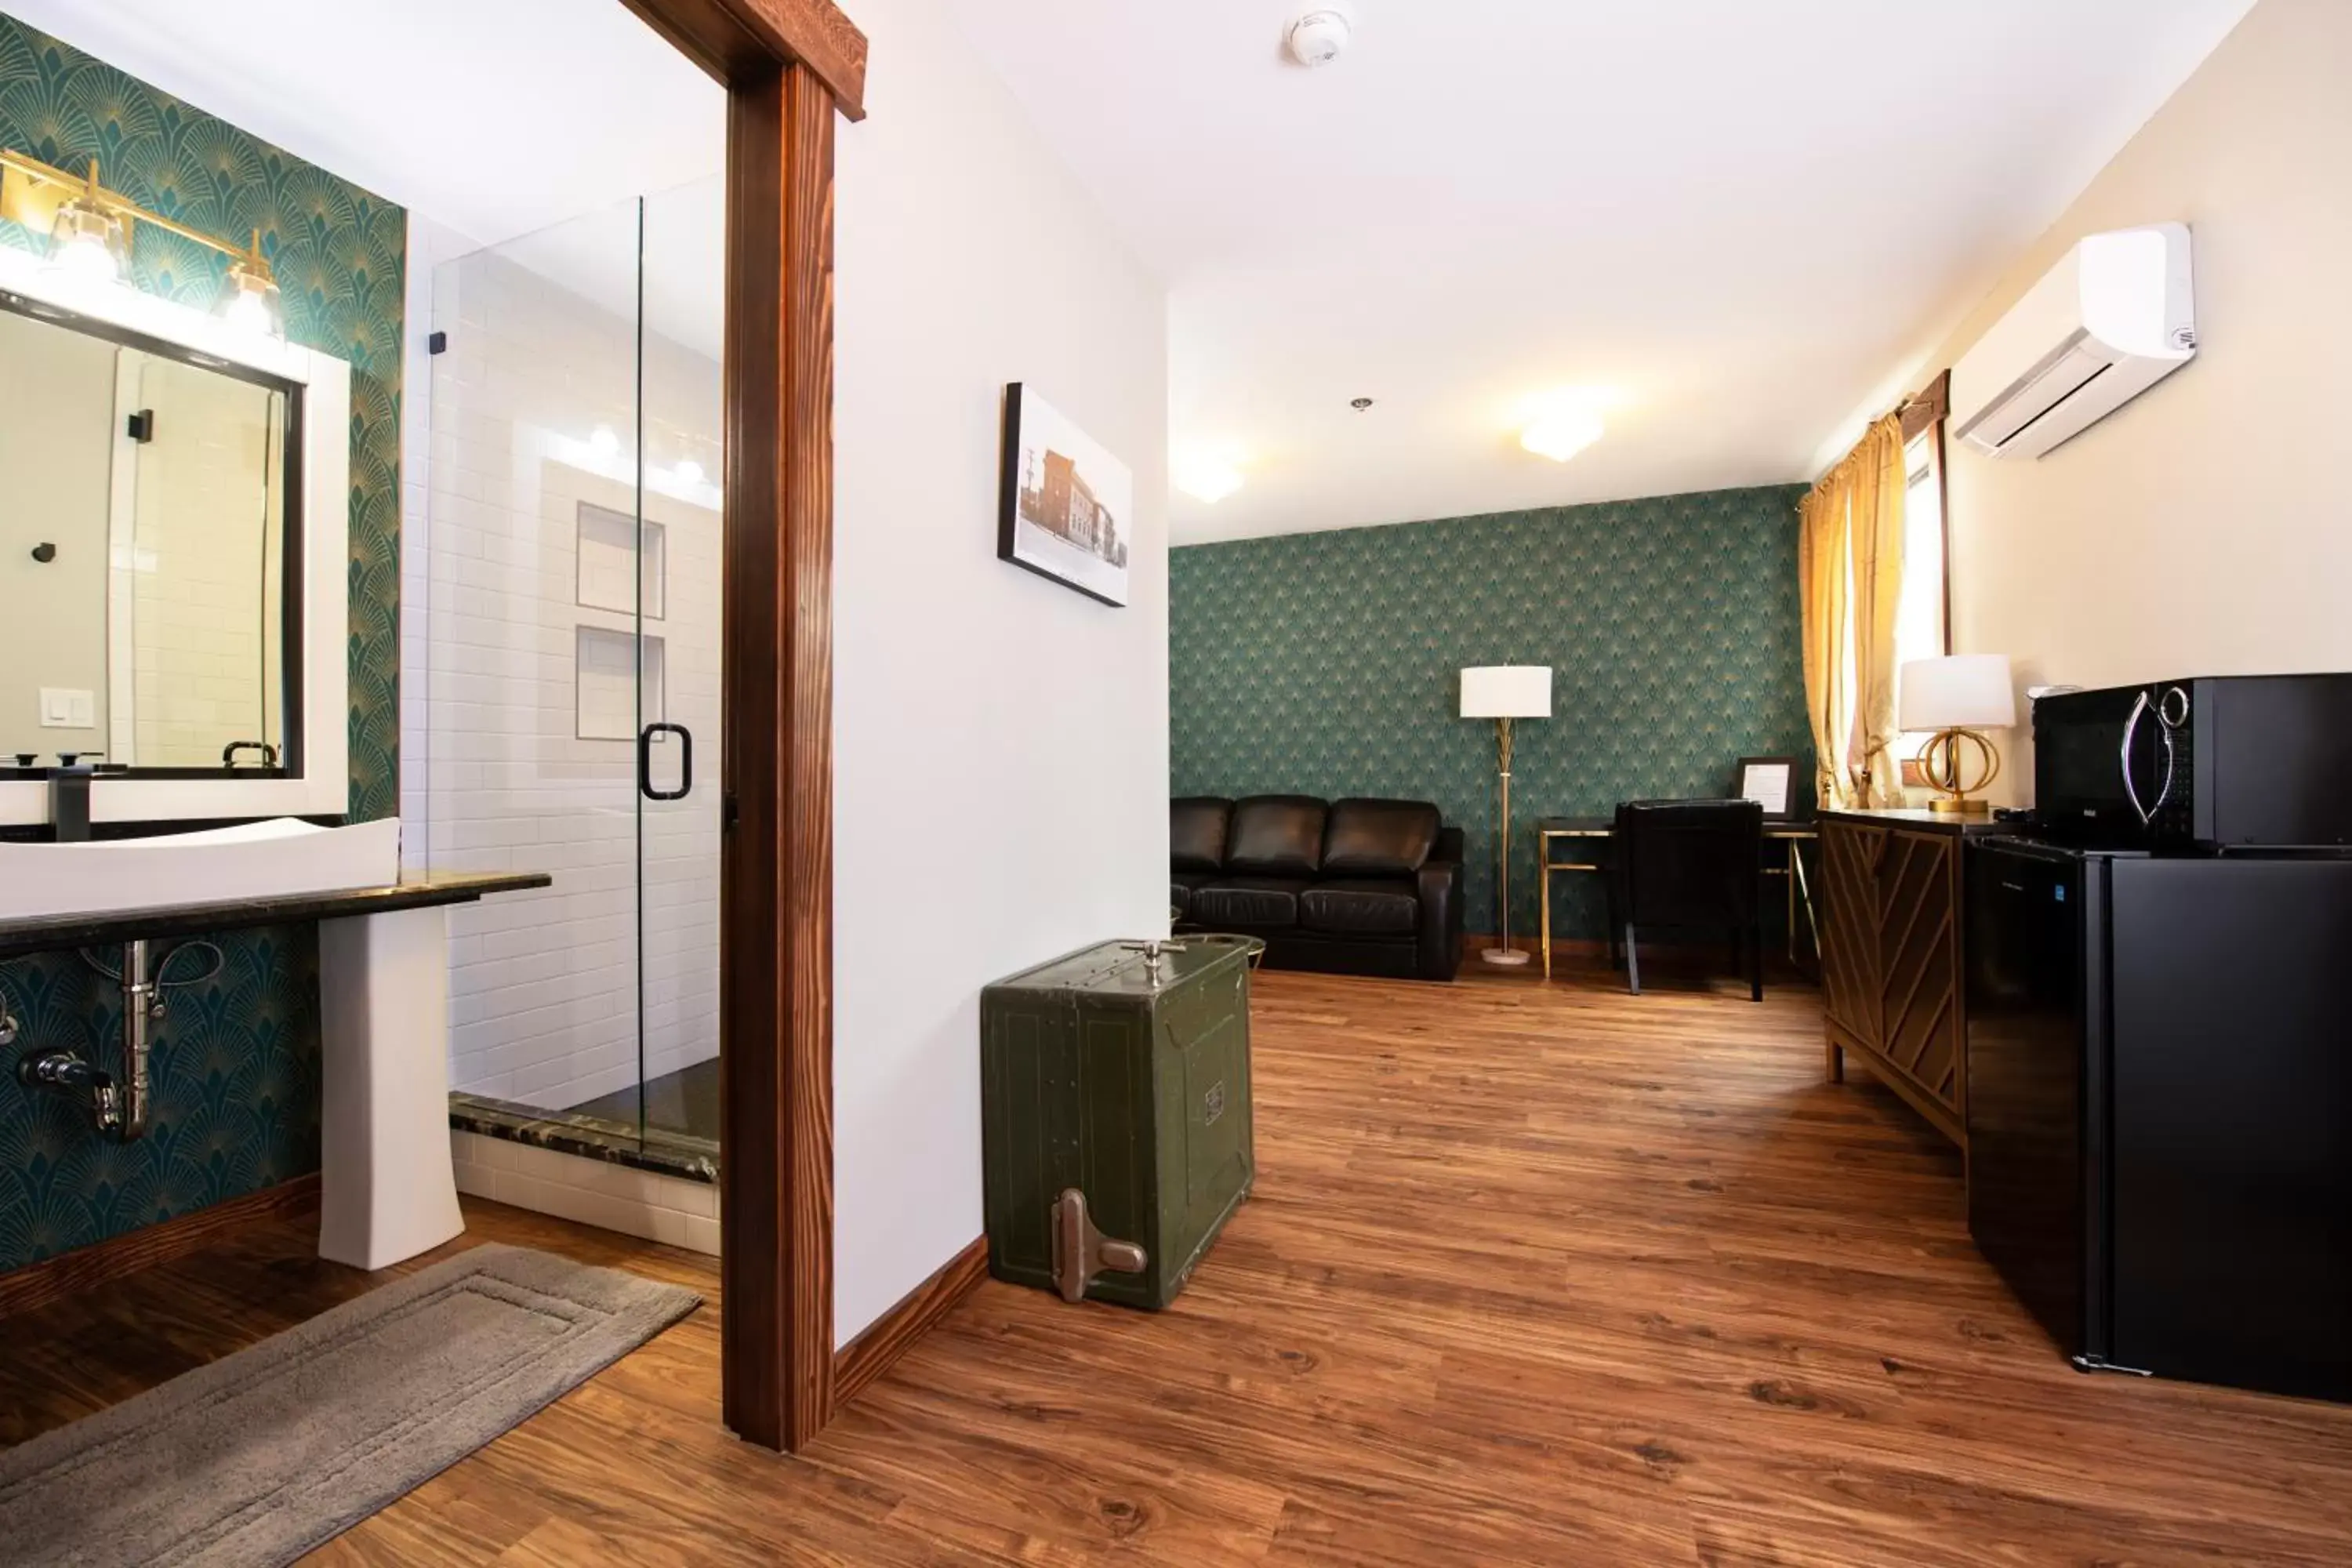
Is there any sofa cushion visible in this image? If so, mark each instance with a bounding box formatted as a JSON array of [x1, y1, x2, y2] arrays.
[[1226, 796, 1328, 877], [1190, 877, 1312, 928], [1170, 869, 1214, 919], [1323, 799, 1441, 876], [1171, 797, 1233, 873], [1301, 880, 1421, 937]]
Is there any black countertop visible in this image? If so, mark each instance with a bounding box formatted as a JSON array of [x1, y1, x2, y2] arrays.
[[0, 872, 552, 960]]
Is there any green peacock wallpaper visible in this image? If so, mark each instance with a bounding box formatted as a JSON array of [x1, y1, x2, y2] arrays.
[[0, 16, 404, 1272], [1170, 485, 1814, 943]]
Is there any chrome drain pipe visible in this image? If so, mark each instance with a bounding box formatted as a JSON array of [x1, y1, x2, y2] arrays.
[[13, 938, 172, 1141]]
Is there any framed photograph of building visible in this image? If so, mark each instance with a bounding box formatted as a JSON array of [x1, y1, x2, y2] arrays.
[[997, 383, 1131, 607]]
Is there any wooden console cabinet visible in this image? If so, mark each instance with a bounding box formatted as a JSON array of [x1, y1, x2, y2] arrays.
[[1816, 810, 2001, 1149]]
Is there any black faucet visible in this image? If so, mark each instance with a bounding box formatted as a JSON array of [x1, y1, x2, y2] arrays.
[[49, 764, 93, 842], [222, 740, 280, 769]]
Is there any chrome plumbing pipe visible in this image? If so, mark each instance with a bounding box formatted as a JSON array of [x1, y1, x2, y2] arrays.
[[12, 939, 159, 1140]]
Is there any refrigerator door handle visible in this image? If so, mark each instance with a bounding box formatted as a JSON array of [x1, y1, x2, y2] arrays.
[[2120, 690, 2154, 826]]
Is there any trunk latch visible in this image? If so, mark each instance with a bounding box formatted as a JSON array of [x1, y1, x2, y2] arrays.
[[1051, 1188, 1147, 1302]]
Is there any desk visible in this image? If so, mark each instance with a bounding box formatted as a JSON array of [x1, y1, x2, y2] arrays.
[[1535, 816, 1819, 981]]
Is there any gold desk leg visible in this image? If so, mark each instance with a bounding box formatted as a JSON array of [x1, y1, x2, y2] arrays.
[[1786, 845, 1798, 964], [1791, 839, 1820, 962], [1540, 850, 1553, 980]]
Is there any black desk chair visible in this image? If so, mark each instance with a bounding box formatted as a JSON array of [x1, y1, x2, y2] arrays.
[[1610, 800, 1766, 1001]]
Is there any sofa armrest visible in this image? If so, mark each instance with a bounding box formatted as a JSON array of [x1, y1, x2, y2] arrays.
[[1415, 834, 1465, 981]]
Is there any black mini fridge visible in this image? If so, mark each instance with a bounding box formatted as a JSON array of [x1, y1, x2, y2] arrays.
[[1965, 837, 2352, 1401]]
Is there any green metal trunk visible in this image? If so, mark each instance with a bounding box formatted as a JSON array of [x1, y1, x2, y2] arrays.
[[980, 935, 1260, 1309]]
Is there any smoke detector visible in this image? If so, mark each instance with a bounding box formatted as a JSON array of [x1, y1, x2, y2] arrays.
[[1286, 9, 1353, 67]]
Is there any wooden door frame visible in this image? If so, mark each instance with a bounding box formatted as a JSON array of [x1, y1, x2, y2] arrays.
[[619, 0, 864, 1454]]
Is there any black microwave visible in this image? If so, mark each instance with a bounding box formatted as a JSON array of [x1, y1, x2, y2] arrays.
[[2033, 675, 2352, 851]]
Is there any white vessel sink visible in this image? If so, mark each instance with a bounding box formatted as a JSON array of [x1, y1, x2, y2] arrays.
[[0, 818, 403, 922]]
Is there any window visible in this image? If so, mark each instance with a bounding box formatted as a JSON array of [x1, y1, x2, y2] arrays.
[[1891, 424, 1951, 775]]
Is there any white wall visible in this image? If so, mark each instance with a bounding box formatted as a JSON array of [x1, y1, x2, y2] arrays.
[[1894, 0, 2350, 801], [833, 0, 1169, 1342]]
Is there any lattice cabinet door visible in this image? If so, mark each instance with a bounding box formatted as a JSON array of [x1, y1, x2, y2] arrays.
[[1817, 818, 1886, 1047], [1874, 830, 1965, 1129]]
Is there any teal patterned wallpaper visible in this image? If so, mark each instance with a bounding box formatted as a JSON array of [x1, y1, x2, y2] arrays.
[[1171, 485, 1813, 942], [0, 16, 402, 1272]]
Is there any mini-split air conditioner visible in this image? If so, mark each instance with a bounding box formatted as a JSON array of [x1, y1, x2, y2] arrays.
[[1949, 222, 2196, 459]]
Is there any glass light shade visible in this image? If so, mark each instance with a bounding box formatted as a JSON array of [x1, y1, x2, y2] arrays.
[[45, 198, 129, 284], [1174, 455, 1244, 504], [1900, 654, 2016, 732], [1521, 411, 1604, 463], [215, 252, 285, 340], [1461, 665, 1552, 719]]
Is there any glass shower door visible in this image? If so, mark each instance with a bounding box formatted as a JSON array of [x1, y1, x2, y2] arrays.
[[423, 181, 722, 1161], [632, 176, 724, 1150]]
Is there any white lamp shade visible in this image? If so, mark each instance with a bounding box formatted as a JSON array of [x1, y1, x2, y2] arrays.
[[1900, 654, 2017, 731], [1461, 665, 1552, 719]]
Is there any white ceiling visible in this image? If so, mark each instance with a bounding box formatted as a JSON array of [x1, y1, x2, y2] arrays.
[[1, 0, 726, 351], [936, 0, 2256, 544]]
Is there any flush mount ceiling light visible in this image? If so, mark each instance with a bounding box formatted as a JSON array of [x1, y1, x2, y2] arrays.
[[1174, 452, 1247, 505], [1516, 387, 1616, 463], [1521, 411, 1606, 463], [1285, 9, 1353, 67]]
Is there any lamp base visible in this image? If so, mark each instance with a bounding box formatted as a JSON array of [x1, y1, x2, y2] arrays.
[[1927, 796, 1992, 815], [1480, 947, 1533, 967]]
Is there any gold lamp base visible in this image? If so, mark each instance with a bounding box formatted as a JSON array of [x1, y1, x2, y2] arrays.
[[1921, 727, 2001, 815]]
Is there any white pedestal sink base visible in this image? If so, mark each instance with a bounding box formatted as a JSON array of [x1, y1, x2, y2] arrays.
[[317, 906, 465, 1269]]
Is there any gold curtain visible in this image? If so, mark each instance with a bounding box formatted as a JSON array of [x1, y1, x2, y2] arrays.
[[1800, 412, 1907, 809], [1798, 466, 1853, 811], [1846, 414, 1908, 808]]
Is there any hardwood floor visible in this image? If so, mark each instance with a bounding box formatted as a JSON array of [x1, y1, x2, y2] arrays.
[[5, 964, 2350, 1564]]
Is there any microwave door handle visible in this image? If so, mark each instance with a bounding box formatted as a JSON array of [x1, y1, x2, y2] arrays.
[[2120, 689, 2154, 825]]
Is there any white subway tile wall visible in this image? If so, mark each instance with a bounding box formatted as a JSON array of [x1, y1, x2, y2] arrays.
[[402, 213, 724, 1122], [124, 354, 281, 767], [450, 1131, 719, 1254]]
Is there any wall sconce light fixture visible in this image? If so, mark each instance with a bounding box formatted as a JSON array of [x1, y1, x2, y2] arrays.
[[1, 149, 286, 340]]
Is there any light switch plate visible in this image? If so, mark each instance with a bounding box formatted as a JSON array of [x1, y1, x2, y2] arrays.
[[39, 688, 96, 729]]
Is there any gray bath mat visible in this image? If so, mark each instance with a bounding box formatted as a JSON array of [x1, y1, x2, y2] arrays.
[[0, 1243, 701, 1566]]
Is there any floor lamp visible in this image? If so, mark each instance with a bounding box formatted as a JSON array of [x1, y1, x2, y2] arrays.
[[1461, 665, 1553, 968]]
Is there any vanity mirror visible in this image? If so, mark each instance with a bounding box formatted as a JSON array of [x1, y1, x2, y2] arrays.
[[1, 296, 296, 773], [0, 270, 347, 826]]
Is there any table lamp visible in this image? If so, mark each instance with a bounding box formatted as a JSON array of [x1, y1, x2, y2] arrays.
[[1900, 654, 2016, 815], [1461, 665, 1553, 966]]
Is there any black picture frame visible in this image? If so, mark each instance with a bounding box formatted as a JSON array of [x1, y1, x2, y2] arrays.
[[996, 382, 1131, 608], [1734, 755, 1799, 821]]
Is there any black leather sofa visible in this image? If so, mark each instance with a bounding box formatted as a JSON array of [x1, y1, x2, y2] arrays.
[[1171, 796, 1463, 982]]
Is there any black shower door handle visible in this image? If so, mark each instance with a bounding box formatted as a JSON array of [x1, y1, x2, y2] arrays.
[[639, 723, 691, 801]]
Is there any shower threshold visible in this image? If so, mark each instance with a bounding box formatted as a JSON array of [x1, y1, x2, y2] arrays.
[[448, 1079, 718, 1185]]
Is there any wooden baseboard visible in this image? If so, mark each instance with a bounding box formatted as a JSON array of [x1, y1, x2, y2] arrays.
[[0, 1171, 321, 1321], [832, 1235, 989, 1409]]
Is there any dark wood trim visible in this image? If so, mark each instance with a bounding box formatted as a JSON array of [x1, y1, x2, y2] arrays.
[[0, 1173, 320, 1321], [714, 58, 838, 1454], [619, 0, 867, 120], [833, 1236, 989, 1409], [1899, 368, 1950, 441], [626, 0, 858, 1457]]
